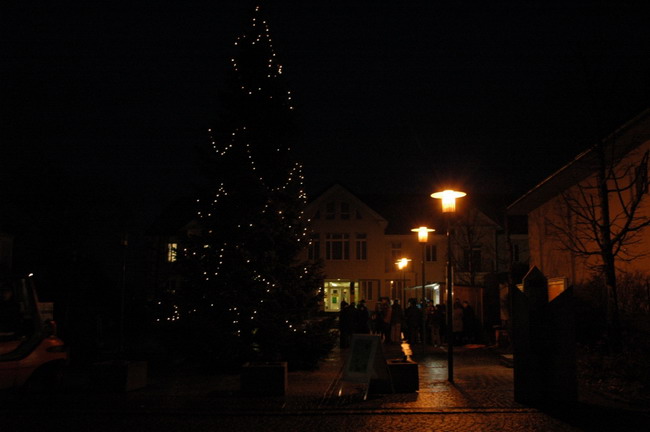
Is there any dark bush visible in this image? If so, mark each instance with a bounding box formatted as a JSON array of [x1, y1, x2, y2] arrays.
[[279, 316, 337, 371]]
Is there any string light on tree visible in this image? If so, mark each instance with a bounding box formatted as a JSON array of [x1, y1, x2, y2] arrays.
[[166, 1, 323, 362]]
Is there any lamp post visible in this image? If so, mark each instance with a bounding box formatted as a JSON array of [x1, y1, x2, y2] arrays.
[[395, 257, 411, 303], [431, 189, 465, 383], [411, 226, 434, 343]]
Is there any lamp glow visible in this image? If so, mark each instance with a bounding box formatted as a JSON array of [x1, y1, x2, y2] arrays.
[[431, 190, 466, 213], [396, 257, 411, 270], [410, 226, 435, 243]]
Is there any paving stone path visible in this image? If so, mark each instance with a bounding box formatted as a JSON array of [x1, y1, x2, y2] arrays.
[[3, 342, 649, 431]]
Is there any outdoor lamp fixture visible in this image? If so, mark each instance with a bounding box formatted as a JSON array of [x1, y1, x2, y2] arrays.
[[411, 226, 434, 343], [431, 190, 466, 213], [395, 258, 411, 301], [410, 227, 434, 301], [396, 257, 411, 271], [411, 226, 434, 243], [432, 189, 465, 383]]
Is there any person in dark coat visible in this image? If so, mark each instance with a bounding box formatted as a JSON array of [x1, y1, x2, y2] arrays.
[[429, 304, 444, 347], [379, 297, 392, 343], [404, 299, 421, 344], [355, 300, 370, 334], [438, 303, 447, 344], [452, 299, 464, 346], [390, 299, 403, 344], [339, 301, 353, 348]]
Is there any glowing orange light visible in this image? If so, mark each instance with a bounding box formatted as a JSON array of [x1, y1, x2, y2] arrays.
[[396, 257, 411, 270], [431, 190, 466, 213], [411, 226, 434, 242]]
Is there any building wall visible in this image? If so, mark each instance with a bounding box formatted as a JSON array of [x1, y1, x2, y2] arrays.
[[527, 138, 650, 285], [385, 232, 447, 304], [302, 185, 506, 312], [528, 198, 592, 285], [303, 187, 389, 311]]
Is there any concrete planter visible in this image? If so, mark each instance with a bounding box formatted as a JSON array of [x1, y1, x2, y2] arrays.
[[240, 361, 287, 396], [387, 359, 419, 393]]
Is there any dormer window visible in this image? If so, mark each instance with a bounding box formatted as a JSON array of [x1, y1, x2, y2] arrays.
[[340, 202, 350, 220], [325, 202, 336, 219]]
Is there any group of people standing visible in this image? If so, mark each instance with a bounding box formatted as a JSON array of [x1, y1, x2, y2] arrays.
[[339, 297, 478, 348], [338, 297, 402, 348], [447, 298, 478, 345]]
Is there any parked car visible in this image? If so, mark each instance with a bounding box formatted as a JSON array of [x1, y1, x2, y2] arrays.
[[0, 273, 67, 391]]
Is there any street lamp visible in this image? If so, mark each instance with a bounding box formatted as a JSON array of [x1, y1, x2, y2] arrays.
[[411, 226, 434, 343], [431, 189, 466, 383], [395, 257, 411, 302]]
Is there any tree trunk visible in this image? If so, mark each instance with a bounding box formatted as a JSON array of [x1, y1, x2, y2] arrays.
[[596, 141, 621, 348]]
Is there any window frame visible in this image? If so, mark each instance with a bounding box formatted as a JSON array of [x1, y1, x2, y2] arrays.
[[308, 233, 321, 260], [325, 233, 350, 260], [425, 244, 437, 262], [355, 233, 367, 260]]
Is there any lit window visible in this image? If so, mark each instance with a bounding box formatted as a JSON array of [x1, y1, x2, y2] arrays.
[[167, 243, 178, 262]]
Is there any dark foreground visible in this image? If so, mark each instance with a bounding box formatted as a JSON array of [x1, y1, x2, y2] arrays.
[[2, 343, 649, 432]]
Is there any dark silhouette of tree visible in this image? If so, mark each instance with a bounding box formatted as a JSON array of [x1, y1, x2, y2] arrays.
[[546, 134, 650, 345], [453, 207, 498, 287], [176, 3, 323, 365]]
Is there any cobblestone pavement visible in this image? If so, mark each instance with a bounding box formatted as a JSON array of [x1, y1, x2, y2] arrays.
[[2, 410, 594, 432], [3, 342, 649, 431]]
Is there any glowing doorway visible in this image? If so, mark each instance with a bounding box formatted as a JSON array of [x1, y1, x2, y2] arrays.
[[323, 280, 352, 312]]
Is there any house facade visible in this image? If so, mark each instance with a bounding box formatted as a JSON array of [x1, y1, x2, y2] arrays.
[[508, 109, 650, 287], [147, 184, 525, 322], [301, 184, 517, 314]]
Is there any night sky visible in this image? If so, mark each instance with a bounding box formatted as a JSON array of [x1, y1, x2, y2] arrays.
[[3, 0, 650, 232]]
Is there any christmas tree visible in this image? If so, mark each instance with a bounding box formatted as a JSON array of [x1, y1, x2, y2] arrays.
[[176, 3, 326, 368]]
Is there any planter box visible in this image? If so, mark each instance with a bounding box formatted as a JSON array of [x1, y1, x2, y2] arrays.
[[241, 362, 287, 396], [93, 360, 147, 392], [387, 359, 419, 393]]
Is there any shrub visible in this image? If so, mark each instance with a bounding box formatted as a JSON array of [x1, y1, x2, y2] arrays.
[[279, 316, 337, 371]]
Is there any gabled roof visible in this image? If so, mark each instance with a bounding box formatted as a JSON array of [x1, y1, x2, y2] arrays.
[[508, 109, 650, 215], [359, 193, 444, 234], [153, 184, 511, 239], [308, 184, 503, 235], [305, 183, 388, 224]]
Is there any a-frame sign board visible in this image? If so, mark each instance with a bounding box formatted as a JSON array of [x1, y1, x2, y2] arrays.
[[341, 334, 393, 399]]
